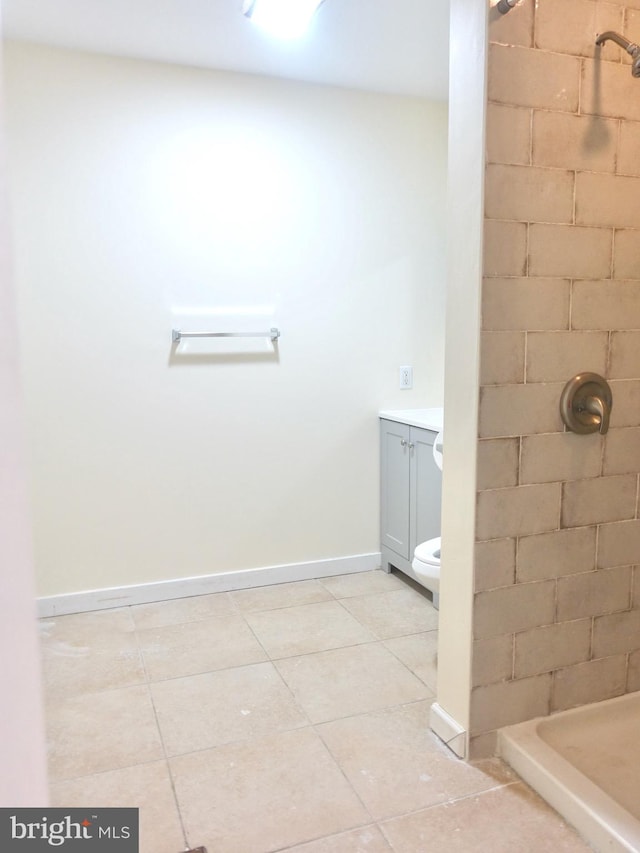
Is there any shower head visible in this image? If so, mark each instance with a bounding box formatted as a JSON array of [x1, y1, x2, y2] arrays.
[[595, 31, 640, 77]]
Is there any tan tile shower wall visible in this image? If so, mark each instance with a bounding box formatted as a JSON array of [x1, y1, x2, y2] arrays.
[[472, 0, 640, 756]]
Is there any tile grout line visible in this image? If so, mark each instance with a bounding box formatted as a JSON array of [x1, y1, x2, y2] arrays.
[[270, 824, 394, 853], [259, 582, 446, 843], [126, 601, 436, 688], [380, 635, 438, 694], [376, 777, 527, 833], [246, 581, 441, 839], [49, 578, 446, 851], [131, 607, 191, 852], [310, 720, 378, 828], [238, 590, 424, 851], [155, 695, 440, 765], [49, 755, 179, 789], [300, 692, 467, 843], [137, 600, 317, 775], [48, 573, 596, 850]]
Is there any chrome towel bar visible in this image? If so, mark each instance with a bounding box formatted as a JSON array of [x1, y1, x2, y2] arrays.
[[172, 327, 280, 343]]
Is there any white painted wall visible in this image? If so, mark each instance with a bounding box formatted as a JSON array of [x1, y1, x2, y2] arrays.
[[0, 35, 48, 803], [4, 42, 448, 598], [434, 0, 487, 756]]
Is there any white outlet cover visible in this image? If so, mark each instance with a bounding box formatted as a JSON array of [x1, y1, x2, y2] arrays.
[[400, 365, 413, 389]]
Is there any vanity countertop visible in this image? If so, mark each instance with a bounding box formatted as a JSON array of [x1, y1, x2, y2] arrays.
[[378, 407, 444, 432]]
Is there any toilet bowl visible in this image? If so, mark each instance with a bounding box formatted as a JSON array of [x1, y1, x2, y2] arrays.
[[412, 536, 441, 593], [412, 430, 443, 608]]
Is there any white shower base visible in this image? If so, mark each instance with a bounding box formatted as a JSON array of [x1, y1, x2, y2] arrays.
[[498, 691, 640, 852]]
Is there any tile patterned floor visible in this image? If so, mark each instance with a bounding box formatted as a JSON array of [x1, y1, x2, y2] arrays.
[[40, 570, 593, 853]]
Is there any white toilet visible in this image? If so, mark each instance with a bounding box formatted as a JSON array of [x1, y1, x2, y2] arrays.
[[412, 432, 442, 608]]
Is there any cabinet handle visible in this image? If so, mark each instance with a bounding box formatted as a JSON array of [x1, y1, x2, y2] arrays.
[[400, 439, 414, 449], [408, 443, 414, 449]]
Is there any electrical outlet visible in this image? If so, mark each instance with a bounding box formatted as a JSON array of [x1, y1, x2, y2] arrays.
[[399, 365, 413, 390]]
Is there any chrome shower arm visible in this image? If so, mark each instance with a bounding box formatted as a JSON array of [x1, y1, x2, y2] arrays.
[[596, 31, 638, 55], [595, 31, 640, 77]]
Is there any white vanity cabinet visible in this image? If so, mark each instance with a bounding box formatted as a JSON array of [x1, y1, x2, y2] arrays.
[[379, 412, 442, 582]]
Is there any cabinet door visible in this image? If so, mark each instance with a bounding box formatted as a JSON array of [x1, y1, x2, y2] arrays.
[[380, 420, 411, 560], [410, 427, 442, 553]]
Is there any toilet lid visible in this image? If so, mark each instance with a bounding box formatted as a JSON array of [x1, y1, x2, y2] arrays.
[[414, 537, 441, 564]]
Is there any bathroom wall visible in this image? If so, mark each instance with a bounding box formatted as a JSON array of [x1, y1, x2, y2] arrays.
[[435, 0, 486, 754], [0, 38, 48, 799], [471, 0, 640, 756], [3, 42, 448, 598]]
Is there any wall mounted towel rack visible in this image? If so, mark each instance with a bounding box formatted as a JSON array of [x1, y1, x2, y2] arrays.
[[172, 328, 280, 343]]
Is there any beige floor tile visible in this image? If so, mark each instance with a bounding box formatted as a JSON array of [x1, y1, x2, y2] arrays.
[[318, 703, 514, 821], [283, 826, 392, 852], [41, 627, 145, 701], [137, 615, 267, 681], [40, 608, 135, 645], [170, 728, 369, 853], [275, 643, 431, 724], [320, 571, 408, 598], [47, 685, 164, 781], [380, 783, 592, 852], [230, 579, 333, 612], [50, 760, 185, 853], [131, 592, 237, 629], [42, 578, 588, 853], [341, 589, 439, 639], [151, 662, 308, 756], [383, 632, 438, 691], [245, 600, 375, 658]]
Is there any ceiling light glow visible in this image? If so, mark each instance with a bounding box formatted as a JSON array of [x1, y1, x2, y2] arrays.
[[243, 0, 325, 40]]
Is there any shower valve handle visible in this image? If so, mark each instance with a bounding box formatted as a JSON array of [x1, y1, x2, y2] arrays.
[[584, 395, 610, 435], [560, 373, 613, 435]]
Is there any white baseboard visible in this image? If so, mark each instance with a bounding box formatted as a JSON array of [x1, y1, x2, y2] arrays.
[[430, 701, 468, 759], [37, 552, 382, 618]]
